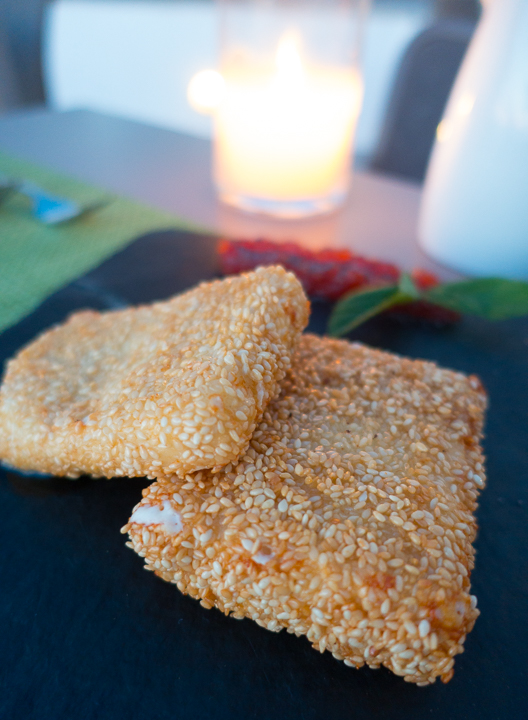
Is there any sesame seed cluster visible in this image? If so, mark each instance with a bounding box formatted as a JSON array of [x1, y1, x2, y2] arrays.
[[0, 266, 309, 479], [125, 334, 487, 685]]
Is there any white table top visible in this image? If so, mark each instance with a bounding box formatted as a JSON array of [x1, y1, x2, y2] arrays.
[[0, 107, 458, 279]]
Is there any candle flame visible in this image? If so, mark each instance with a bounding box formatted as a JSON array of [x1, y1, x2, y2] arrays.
[[210, 29, 363, 207], [275, 32, 304, 85], [187, 69, 225, 114]]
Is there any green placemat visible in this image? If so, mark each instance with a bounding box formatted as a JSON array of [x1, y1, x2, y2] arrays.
[[0, 150, 207, 334]]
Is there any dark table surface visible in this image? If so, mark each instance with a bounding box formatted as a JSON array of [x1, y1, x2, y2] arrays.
[[0, 110, 527, 720], [1, 228, 527, 720]]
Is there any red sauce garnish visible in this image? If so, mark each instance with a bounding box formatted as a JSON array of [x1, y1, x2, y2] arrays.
[[218, 238, 460, 325]]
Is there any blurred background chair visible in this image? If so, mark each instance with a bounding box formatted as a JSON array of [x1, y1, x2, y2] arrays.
[[0, 0, 47, 109], [370, 17, 477, 181], [0, 24, 21, 112], [0, 0, 481, 177]]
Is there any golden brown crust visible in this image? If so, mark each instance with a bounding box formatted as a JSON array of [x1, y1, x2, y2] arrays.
[[125, 334, 487, 685], [0, 266, 309, 478]]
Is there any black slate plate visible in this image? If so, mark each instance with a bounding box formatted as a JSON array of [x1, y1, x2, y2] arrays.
[[1, 229, 527, 720]]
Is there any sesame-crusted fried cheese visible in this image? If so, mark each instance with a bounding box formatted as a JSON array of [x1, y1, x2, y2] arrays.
[[0, 266, 309, 479], [125, 334, 487, 685]]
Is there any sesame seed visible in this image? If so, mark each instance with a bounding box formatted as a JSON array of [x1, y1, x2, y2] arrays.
[[404, 621, 417, 636], [388, 558, 404, 568], [419, 620, 431, 637], [391, 643, 407, 654], [404, 564, 420, 575]]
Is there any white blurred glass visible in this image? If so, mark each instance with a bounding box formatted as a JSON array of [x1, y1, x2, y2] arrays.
[[419, 0, 528, 279]]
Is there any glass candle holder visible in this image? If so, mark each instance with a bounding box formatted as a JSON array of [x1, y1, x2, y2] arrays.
[[214, 0, 369, 219]]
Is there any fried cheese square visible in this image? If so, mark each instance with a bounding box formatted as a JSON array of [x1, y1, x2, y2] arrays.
[[125, 334, 487, 685], [0, 266, 309, 479]]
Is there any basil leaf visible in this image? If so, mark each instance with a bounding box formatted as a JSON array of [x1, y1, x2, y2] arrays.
[[398, 272, 421, 299], [426, 277, 528, 320], [328, 284, 403, 337]]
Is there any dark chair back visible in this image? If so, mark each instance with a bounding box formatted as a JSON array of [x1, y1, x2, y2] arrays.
[[370, 19, 476, 182], [0, 24, 21, 112], [0, 0, 46, 113]]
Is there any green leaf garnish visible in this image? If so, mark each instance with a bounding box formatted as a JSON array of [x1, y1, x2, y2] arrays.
[[329, 284, 404, 337], [398, 272, 421, 299], [425, 278, 528, 320], [329, 273, 426, 337], [327, 272, 528, 337]]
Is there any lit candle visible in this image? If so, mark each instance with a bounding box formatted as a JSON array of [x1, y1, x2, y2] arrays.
[[213, 33, 362, 217]]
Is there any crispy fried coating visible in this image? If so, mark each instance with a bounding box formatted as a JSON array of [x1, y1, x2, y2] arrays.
[[0, 266, 309, 479], [125, 334, 487, 685]]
